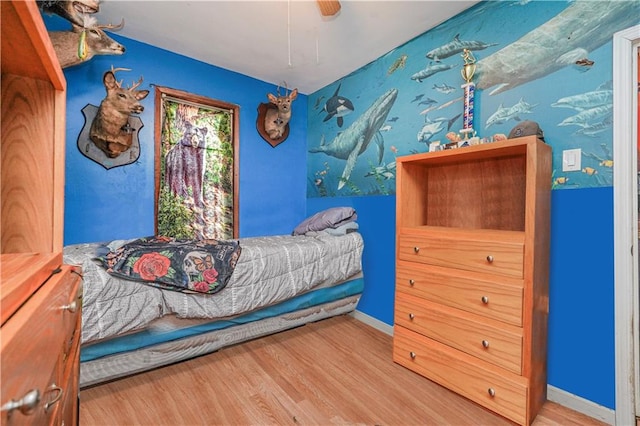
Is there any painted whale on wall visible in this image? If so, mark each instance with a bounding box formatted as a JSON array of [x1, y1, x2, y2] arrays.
[[475, 1, 639, 95], [310, 89, 398, 190]]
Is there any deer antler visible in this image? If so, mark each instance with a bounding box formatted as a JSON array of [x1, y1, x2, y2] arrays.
[[129, 76, 144, 91], [109, 65, 132, 74], [98, 18, 125, 31], [275, 81, 291, 97], [108, 65, 132, 88]]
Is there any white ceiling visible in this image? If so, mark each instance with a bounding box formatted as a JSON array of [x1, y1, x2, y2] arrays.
[[96, 0, 479, 94]]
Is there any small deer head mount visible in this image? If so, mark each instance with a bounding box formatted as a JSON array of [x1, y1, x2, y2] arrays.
[[89, 67, 149, 158], [48, 17, 126, 68], [263, 86, 298, 140]]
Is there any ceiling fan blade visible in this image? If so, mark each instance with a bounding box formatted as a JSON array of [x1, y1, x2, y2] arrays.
[[317, 0, 341, 17]]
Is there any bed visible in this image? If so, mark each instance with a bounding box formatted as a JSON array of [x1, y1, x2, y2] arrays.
[[63, 214, 364, 388]]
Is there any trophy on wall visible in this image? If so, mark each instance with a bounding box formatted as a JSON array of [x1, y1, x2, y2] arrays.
[[460, 48, 477, 139]]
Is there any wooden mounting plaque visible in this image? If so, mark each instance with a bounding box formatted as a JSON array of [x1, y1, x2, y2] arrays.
[[256, 102, 289, 147]]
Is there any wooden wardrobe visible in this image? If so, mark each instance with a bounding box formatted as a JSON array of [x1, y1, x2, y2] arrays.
[[1, 1, 82, 425]]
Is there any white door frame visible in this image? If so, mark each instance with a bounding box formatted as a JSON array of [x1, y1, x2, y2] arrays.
[[613, 24, 640, 426]]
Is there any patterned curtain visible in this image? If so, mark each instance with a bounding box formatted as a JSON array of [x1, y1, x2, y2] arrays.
[[157, 96, 235, 240]]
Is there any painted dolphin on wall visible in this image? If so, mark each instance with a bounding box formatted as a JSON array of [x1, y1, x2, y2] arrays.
[[322, 83, 355, 127], [410, 62, 456, 83], [416, 113, 461, 143], [485, 97, 537, 128], [551, 89, 612, 111], [426, 34, 497, 62], [475, 1, 639, 95], [310, 89, 398, 190], [416, 117, 446, 144]]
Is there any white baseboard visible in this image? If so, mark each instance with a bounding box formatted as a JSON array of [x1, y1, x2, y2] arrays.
[[349, 310, 394, 335], [547, 385, 615, 425], [351, 310, 617, 425]]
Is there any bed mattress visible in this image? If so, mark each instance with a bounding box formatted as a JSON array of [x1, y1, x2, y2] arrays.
[[79, 291, 362, 387], [63, 232, 364, 345]]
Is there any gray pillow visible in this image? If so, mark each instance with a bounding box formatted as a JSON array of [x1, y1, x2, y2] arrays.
[[307, 221, 359, 237], [292, 207, 357, 236]]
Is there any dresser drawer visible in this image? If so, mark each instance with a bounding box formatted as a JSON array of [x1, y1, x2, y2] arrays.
[[395, 292, 523, 373], [57, 326, 80, 426], [398, 228, 524, 278], [396, 261, 523, 326], [60, 268, 82, 362], [393, 326, 528, 425], [1, 266, 80, 425]]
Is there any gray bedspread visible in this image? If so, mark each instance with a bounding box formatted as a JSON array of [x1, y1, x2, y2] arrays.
[[63, 232, 364, 345]]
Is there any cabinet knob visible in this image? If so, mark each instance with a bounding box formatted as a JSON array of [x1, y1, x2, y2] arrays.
[[481, 296, 489, 304], [1, 389, 40, 415], [61, 301, 77, 313], [488, 388, 496, 397], [413, 246, 420, 253], [482, 340, 490, 348], [409, 351, 416, 359], [44, 385, 63, 412], [409, 279, 415, 286], [486, 255, 494, 263], [408, 313, 415, 320]]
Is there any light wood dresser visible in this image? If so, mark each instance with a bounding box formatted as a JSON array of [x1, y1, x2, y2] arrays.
[[1, 255, 82, 425], [393, 136, 551, 425], [1, 1, 80, 425]]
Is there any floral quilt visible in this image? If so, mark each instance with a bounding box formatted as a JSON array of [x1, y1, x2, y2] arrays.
[[98, 236, 241, 294]]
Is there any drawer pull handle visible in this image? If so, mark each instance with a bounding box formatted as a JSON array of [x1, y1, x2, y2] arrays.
[[409, 351, 416, 359], [61, 301, 78, 313], [413, 246, 420, 253], [409, 279, 415, 286], [44, 385, 63, 412], [488, 388, 496, 397], [1, 389, 40, 415], [408, 313, 415, 320], [486, 255, 494, 263], [482, 340, 490, 348], [481, 296, 489, 304]]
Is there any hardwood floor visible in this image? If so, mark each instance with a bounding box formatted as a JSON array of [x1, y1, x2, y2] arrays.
[[80, 315, 607, 425]]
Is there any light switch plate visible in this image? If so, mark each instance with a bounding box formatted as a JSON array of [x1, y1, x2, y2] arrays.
[[562, 148, 582, 172]]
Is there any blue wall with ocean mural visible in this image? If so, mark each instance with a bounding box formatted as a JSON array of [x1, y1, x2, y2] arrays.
[[44, 0, 637, 413], [307, 0, 638, 410]]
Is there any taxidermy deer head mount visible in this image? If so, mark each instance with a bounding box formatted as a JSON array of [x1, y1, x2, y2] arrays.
[[264, 86, 298, 140], [89, 67, 149, 158], [38, 0, 100, 27], [48, 17, 125, 68]]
